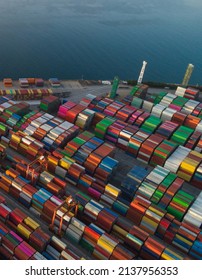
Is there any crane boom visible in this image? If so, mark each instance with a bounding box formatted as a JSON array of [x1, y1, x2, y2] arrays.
[[137, 61, 147, 84], [109, 76, 119, 99], [182, 63, 194, 87]]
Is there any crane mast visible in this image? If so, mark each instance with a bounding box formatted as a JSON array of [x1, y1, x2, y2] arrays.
[[182, 63, 194, 87], [137, 61, 147, 84], [109, 76, 119, 99]]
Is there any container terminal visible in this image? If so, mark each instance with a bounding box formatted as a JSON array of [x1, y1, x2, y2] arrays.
[[0, 74, 202, 261]]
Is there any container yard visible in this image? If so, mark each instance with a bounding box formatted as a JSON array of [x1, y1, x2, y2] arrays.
[[0, 80, 202, 261]]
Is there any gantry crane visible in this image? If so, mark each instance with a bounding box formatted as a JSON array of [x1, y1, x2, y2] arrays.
[[109, 76, 119, 99], [21, 154, 79, 236], [182, 63, 194, 87], [50, 195, 78, 237], [23, 155, 48, 185], [137, 61, 147, 84]]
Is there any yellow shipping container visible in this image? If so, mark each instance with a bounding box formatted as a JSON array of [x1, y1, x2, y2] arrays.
[[97, 238, 116, 254], [28, 146, 38, 153], [19, 143, 28, 151], [48, 157, 58, 166], [59, 158, 75, 170], [24, 217, 40, 230], [11, 134, 21, 143], [105, 184, 120, 199], [177, 171, 192, 182], [161, 249, 183, 260], [17, 224, 32, 239], [141, 216, 158, 234], [180, 159, 197, 174], [175, 234, 193, 247], [112, 225, 128, 238], [148, 206, 165, 218]]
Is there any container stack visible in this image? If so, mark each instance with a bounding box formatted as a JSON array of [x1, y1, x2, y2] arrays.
[[170, 126, 194, 145], [131, 97, 143, 108], [142, 100, 154, 113], [0, 196, 85, 260], [52, 142, 117, 185], [0, 88, 52, 100], [64, 131, 94, 158], [156, 93, 202, 118], [35, 78, 44, 87], [183, 192, 202, 229], [75, 109, 95, 129], [121, 165, 150, 201], [57, 101, 76, 119], [62, 104, 84, 123], [94, 115, 202, 187], [127, 130, 150, 156], [49, 78, 61, 87], [76, 192, 200, 259], [192, 162, 202, 189], [95, 117, 116, 139], [155, 121, 179, 139], [183, 115, 200, 130], [39, 96, 61, 113], [0, 102, 30, 129], [19, 78, 29, 88], [73, 94, 202, 133], [0, 169, 65, 215], [194, 135, 202, 153], [0, 123, 9, 136], [177, 150, 202, 182], [15, 89, 52, 100], [129, 84, 149, 98], [166, 190, 195, 221], [135, 166, 170, 201], [0, 97, 15, 112], [126, 195, 201, 256], [117, 124, 138, 150], [80, 94, 96, 107], [164, 146, 191, 174], [115, 105, 137, 122], [3, 78, 13, 87], [72, 134, 103, 164], [27, 78, 35, 86], [84, 142, 117, 181], [175, 86, 199, 100], [102, 100, 123, 117], [150, 140, 178, 167], [39, 172, 66, 196], [119, 163, 198, 221], [128, 109, 145, 125], [105, 120, 127, 144], [20, 112, 79, 151], [137, 135, 163, 164], [42, 236, 82, 260], [9, 131, 46, 160], [118, 94, 133, 105], [140, 116, 162, 134], [90, 97, 113, 113], [0, 205, 46, 259], [133, 112, 150, 127]]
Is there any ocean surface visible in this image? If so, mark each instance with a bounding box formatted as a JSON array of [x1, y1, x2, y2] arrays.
[[0, 0, 202, 84]]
